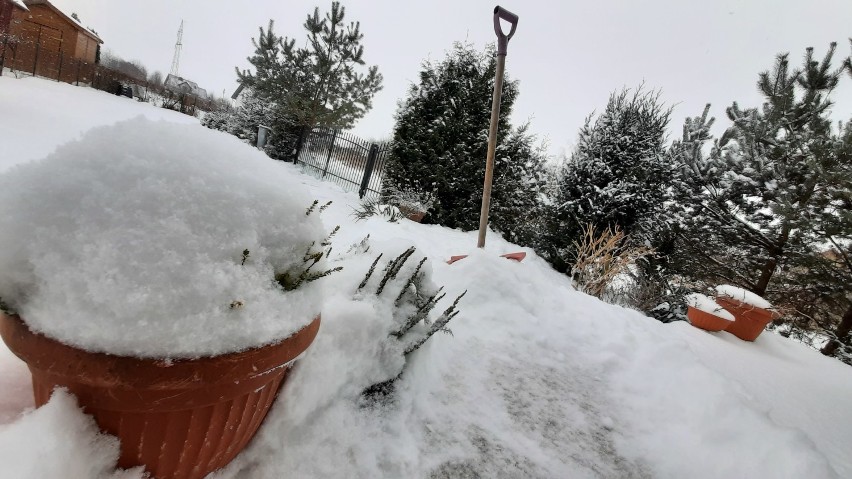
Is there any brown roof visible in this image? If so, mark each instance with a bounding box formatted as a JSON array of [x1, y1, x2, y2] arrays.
[[23, 0, 103, 43]]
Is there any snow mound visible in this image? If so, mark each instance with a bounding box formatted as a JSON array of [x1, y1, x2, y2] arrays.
[[715, 284, 773, 310], [0, 117, 326, 358], [0, 76, 196, 173], [0, 389, 144, 479], [685, 293, 735, 320]]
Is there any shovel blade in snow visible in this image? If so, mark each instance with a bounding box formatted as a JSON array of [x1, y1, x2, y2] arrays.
[[447, 255, 469, 265], [501, 252, 526, 262], [446, 252, 526, 265]]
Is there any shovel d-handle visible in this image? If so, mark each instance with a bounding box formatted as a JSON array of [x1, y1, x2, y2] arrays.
[[493, 6, 518, 56]]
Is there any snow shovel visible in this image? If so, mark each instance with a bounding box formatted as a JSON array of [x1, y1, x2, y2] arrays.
[[449, 6, 524, 265]]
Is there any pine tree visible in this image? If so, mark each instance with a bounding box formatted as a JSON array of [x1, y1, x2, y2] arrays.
[[383, 42, 547, 237], [668, 44, 852, 357], [237, 3, 382, 131], [675, 45, 845, 293]]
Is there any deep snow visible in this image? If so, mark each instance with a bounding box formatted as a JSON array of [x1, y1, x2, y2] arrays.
[[0, 118, 326, 358], [1, 76, 851, 479]]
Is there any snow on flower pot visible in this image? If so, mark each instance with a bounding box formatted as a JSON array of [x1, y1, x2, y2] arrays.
[[715, 285, 780, 342], [685, 293, 735, 332], [384, 184, 435, 223], [0, 118, 337, 478], [0, 312, 320, 479]]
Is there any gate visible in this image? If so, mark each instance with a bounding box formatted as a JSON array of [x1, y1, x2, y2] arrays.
[[293, 126, 391, 199]]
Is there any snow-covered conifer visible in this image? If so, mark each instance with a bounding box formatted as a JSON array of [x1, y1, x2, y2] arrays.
[[383, 43, 547, 239]]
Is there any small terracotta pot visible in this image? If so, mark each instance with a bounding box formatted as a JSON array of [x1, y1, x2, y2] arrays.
[[397, 205, 426, 223], [0, 313, 320, 479], [686, 305, 732, 332], [716, 296, 777, 341]]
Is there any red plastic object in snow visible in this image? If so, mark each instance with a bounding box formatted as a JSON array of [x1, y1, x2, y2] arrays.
[[501, 251, 526, 262], [446, 251, 526, 265]]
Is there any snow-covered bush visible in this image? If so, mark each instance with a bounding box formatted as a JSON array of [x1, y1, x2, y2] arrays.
[[352, 184, 435, 223], [0, 117, 333, 358], [200, 105, 234, 133], [351, 197, 404, 223]]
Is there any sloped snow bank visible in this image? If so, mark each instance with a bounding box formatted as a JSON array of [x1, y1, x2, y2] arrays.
[[0, 339, 32, 425], [0, 75, 197, 173], [611, 322, 842, 478], [0, 389, 144, 479]]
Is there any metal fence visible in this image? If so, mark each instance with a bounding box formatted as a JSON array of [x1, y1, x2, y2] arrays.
[[294, 126, 391, 198]]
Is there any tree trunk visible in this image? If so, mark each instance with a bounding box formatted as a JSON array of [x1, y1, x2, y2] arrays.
[[754, 257, 777, 296], [754, 223, 792, 296], [821, 303, 852, 357]]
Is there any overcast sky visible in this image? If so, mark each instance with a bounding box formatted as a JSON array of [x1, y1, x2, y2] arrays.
[[50, 0, 852, 156]]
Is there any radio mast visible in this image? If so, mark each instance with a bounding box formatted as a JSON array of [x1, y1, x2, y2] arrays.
[[169, 20, 184, 77]]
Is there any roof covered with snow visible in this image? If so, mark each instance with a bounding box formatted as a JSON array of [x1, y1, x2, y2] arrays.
[[22, 0, 102, 43], [164, 74, 208, 98]]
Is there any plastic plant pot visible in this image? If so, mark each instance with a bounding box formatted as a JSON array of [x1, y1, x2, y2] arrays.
[[0, 312, 320, 479], [716, 296, 778, 341], [686, 305, 733, 332]]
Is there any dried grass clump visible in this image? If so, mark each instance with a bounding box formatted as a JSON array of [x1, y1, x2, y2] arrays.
[[571, 223, 654, 298]]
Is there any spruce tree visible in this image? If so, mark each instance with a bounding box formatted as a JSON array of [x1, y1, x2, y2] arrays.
[[383, 43, 546, 237]]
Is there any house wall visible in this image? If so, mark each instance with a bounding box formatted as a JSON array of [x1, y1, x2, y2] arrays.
[[74, 30, 97, 63], [0, 1, 15, 66], [7, 3, 99, 78], [0, 0, 15, 38]]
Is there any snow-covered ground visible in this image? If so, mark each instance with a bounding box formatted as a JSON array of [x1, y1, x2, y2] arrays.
[[1, 76, 852, 479]]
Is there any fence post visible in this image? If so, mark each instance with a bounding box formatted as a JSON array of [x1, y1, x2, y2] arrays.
[[359, 144, 380, 199], [322, 129, 338, 179], [56, 51, 63, 82], [0, 36, 7, 72], [32, 42, 39, 76]]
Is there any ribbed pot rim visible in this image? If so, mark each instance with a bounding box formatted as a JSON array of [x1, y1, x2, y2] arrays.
[[0, 313, 321, 390], [686, 305, 732, 331], [715, 295, 779, 320]]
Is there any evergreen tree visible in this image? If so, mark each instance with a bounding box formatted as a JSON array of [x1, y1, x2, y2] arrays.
[[237, 3, 382, 131], [553, 87, 673, 261], [673, 45, 845, 294], [383, 43, 547, 237], [667, 44, 852, 359]]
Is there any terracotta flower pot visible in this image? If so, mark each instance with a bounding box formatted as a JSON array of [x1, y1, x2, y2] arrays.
[[397, 205, 426, 223], [716, 296, 777, 341], [0, 313, 320, 479], [686, 305, 732, 332]]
